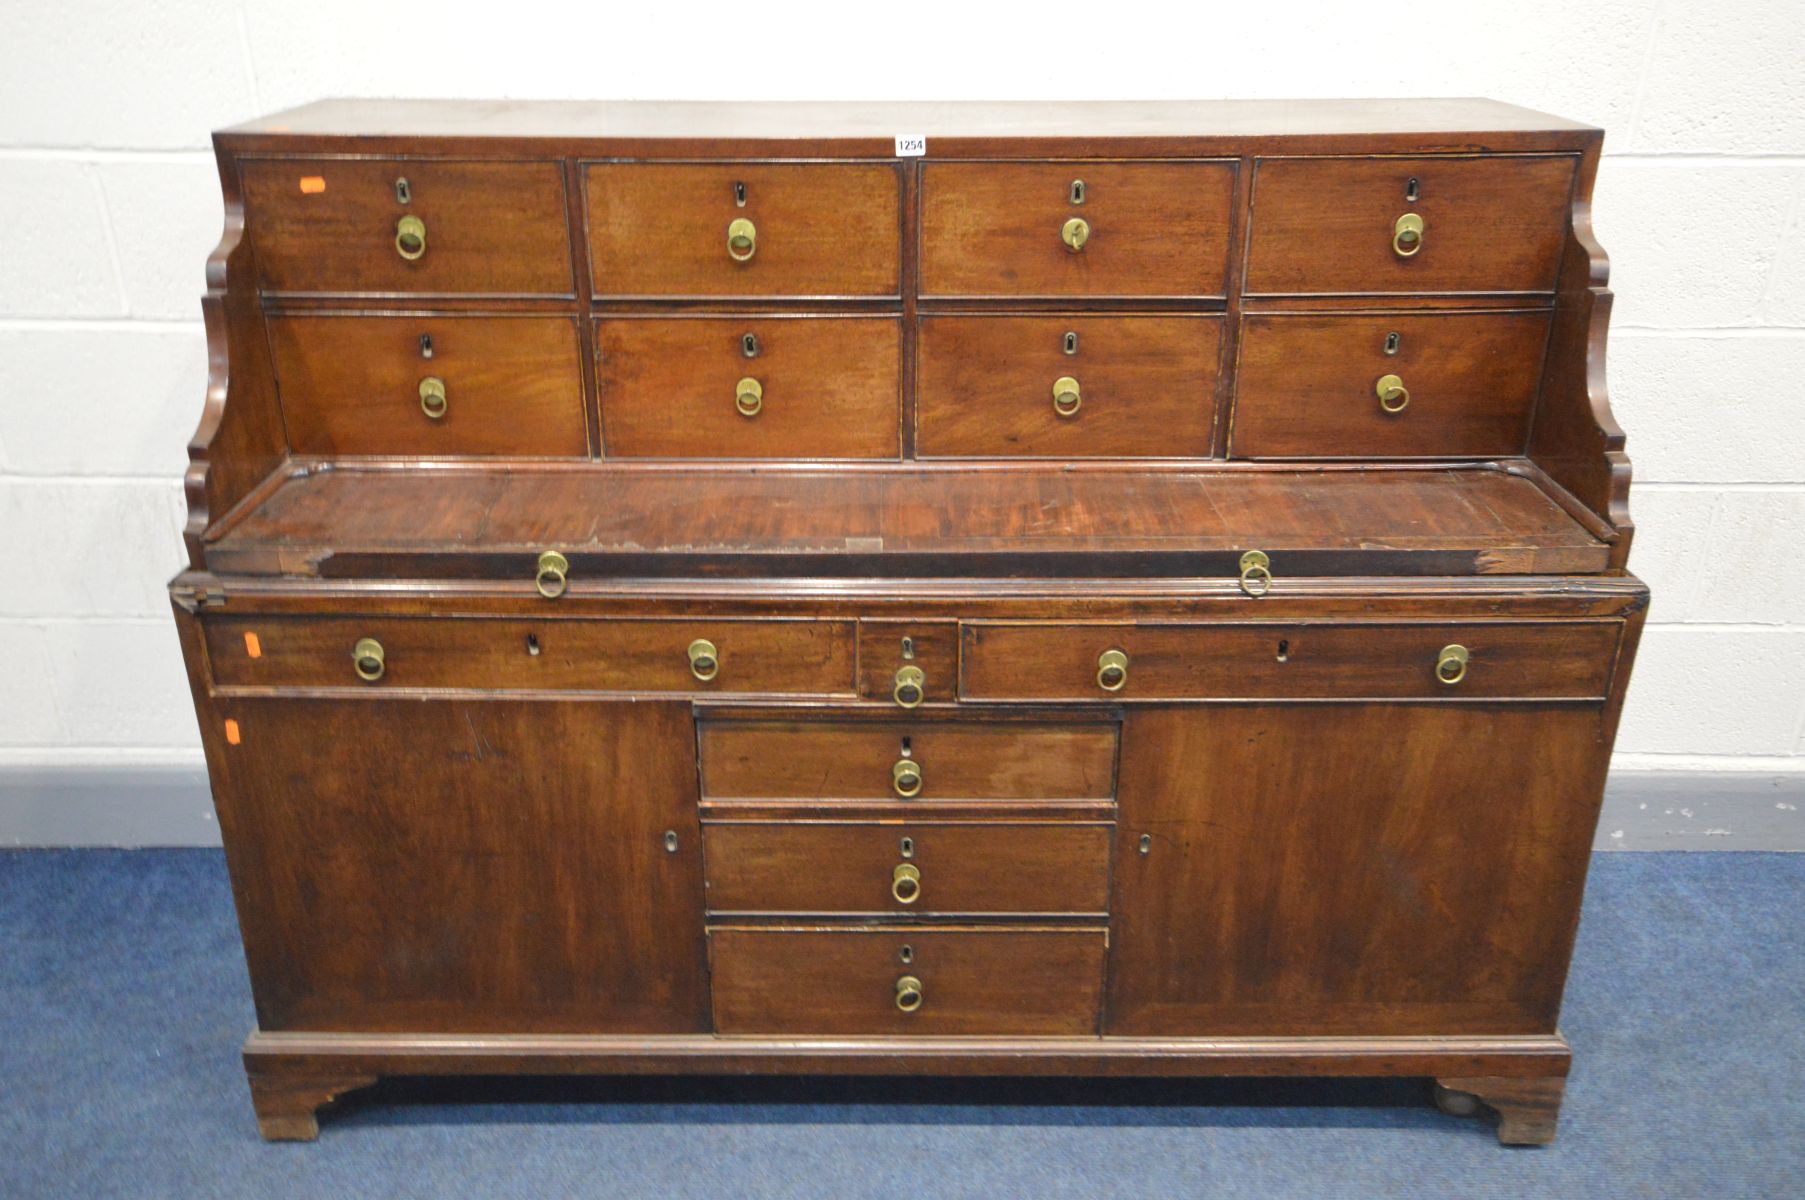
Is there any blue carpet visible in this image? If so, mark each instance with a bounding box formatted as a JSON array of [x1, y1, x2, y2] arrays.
[[2, 850, 1801, 1199]]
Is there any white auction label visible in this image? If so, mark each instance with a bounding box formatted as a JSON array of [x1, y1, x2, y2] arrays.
[[894, 134, 927, 157]]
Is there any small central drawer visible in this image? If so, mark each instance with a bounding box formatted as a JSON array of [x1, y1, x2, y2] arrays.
[[1245, 155, 1575, 295], [269, 315, 588, 457], [960, 621, 1622, 701], [1231, 310, 1552, 458], [709, 927, 1106, 1035], [702, 821, 1112, 916], [586, 163, 901, 298], [597, 316, 901, 459], [916, 315, 1222, 458], [920, 161, 1236, 298], [239, 158, 574, 296], [698, 720, 1119, 801], [205, 616, 855, 695]]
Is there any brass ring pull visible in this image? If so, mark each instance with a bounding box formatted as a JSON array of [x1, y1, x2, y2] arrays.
[[1375, 373, 1409, 414], [535, 551, 569, 600], [1096, 648, 1129, 692], [1392, 212, 1424, 258], [351, 637, 386, 682], [1061, 216, 1090, 252], [688, 638, 719, 682], [892, 758, 923, 799], [894, 974, 924, 1012], [1052, 376, 1082, 418], [891, 863, 921, 905], [1239, 549, 1273, 598], [395, 215, 426, 261], [727, 217, 757, 262], [1436, 643, 1470, 686], [735, 377, 763, 418], [418, 376, 448, 420], [893, 665, 925, 709]]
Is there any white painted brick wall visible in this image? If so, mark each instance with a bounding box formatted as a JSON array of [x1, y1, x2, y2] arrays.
[[1, 0, 1801, 793]]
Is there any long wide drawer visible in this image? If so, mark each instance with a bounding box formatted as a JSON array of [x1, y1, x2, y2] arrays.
[[698, 720, 1119, 801], [960, 621, 1621, 701], [702, 821, 1112, 916], [916, 315, 1222, 458], [268, 314, 588, 457], [709, 927, 1106, 1035], [205, 616, 856, 695]]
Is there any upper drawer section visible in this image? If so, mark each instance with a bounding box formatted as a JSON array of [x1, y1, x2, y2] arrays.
[[239, 159, 574, 297], [1245, 156, 1576, 295], [586, 163, 901, 299], [919, 162, 1236, 299], [597, 316, 900, 459], [269, 315, 587, 457]]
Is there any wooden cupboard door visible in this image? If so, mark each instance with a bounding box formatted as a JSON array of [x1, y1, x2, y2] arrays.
[[1106, 705, 1610, 1036], [205, 698, 709, 1034]]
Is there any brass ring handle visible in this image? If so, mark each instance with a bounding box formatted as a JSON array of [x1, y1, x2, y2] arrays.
[[892, 758, 923, 799], [351, 637, 386, 683], [735, 377, 763, 418], [1392, 212, 1424, 258], [892, 863, 921, 905], [1375, 373, 1409, 414], [688, 638, 719, 682], [1239, 549, 1273, 598], [534, 551, 569, 600], [893, 665, 925, 709], [894, 974, 924, 1012], [395, 215, 427, 261], [1096, 648, 1129, 692], [1436, 643, 1470, 686], [1061, 216, 1090, 252], [1052, 376, 1082, 418], [418, 376, 448, 420], [727, 217, 757, 262]]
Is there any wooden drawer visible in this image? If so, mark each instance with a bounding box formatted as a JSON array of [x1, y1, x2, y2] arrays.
[[268, 315, 587, 457], [702, 822, 1112, 916], [239, 158, 573, 296], [1245, 155, 1576, 295], [709, 927, 1106, 1035], [916, 316, 1222, 458], [596, 317, 900, 459], [1231, 311, 1552, 458], [920, 161, 1236, 298], [586, 163, 900, 298], [960, 621, 1621, 701], [857, 620, 959, 707], [205, 616, 856, 695], [698, 721, 1118, 801]]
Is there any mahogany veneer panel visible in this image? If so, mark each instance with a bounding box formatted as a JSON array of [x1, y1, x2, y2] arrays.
[[207, 464, 1609, 578]]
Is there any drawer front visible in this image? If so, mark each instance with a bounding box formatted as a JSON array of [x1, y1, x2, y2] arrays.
[[702, 822, 1112, 916], [597, 317, 900, 459], [709, 927, 1106, 1035], [698, 721, 1118, 801], [586, 163, 900, 298], [917, 316, 1222, 457], [269, 315, 588, 457], [1231, 311, 1552, 458], [240, 159, 573, 296], [920, 161, 1236, 298], [961, 621, 1621, 701], [857, 620, 959, 707], [1245, 155, 1576, 295], [205, 616, 856, 695]]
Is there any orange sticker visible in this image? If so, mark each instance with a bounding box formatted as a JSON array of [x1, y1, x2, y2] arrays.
[[244, 631, 262, 658], [299, 175, 326, 194], [224, 719, 241, 746]]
